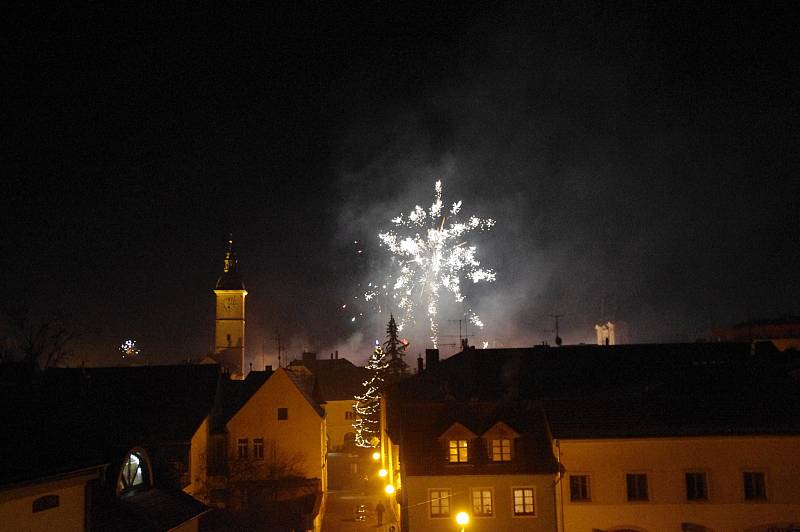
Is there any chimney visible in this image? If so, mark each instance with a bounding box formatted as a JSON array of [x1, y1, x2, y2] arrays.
[[417, 354, 424, 374], [335, 350, 339, 359], [330, 352, 334, 359], [425, 348, 439, 369], [265, 365, 272, 372]]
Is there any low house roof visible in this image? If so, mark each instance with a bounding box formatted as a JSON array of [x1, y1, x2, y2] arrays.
[[397, 400, 558, 476]]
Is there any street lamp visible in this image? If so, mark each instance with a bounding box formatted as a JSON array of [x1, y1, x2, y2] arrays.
[[455, 511, 469, 531], [372, 451, 381, 461], [384, 484, 395, 495], [378, 468, 388, 477]]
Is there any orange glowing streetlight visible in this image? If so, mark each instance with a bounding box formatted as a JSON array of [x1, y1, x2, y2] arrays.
[[378, 468, 388, 477], [384, 484, 395, 495], [371, 451, 381, 461]]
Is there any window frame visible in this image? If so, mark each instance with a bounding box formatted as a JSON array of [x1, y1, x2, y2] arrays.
[[685, 471, 709, 502], [448, 439, 469, 463], [569, 474, 592, 502], [743, 470, 767, 501], [490, 438, 512, 462], [237, 438, 249, 459], [625, 472, 649, 502], [253, 438, 264, 460], [511, 486, 536, 517], [470, 487, 494, 518], [428, 488, 452, 518], [277, 407, 288, 420]]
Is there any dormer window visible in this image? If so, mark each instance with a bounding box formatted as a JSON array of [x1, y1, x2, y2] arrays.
[[491, 438, 512, 462], [481, 421, 519, 463], [117, 448, 152, 495], [438, 422, 476, 465], [448, 439, 469, 463]]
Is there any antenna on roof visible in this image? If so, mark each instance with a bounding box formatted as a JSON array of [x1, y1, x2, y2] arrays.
[[548, 314, 564, 346]]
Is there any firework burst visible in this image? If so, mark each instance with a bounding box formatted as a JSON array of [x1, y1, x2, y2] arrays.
[[370, 180, 496, 347], [119, 339, 141, 358]]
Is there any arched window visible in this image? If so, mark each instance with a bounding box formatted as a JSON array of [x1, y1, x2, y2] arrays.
[[117, 448, 152, 495]]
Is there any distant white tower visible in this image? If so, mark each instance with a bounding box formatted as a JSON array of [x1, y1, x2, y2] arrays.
[[595, 321, 616, 346]]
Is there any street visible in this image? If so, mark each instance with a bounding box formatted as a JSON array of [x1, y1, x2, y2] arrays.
[[322, 490, 397, 532]]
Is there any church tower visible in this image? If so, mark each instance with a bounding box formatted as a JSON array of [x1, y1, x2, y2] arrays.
[[214, 238, 247, 378]]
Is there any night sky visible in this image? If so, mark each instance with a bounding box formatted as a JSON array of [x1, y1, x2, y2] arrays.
[[4, 3, 798, 367]]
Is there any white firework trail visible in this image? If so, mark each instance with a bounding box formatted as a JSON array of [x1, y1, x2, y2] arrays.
[[370, 180, 496, 348]]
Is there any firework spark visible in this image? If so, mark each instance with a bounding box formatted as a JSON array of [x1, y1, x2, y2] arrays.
[[371, 180, 496, 347], [119, 339, 141, 358]]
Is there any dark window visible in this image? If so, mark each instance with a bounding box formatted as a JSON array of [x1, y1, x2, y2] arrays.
[[491, 438, 512, 461], [345, 411, 356, 420], [570, 475, 591, 502], [626, 473, 649, 501], [278, 407, 288, 420], [32, 495, 59, 513], [253, 438, 264, 459], [743, 471, 766, 500], [686, 472, 708, 501]]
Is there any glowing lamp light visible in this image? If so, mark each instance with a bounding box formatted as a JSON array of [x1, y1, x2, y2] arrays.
[[372, 451, 381, 461], [378, 468, 388, 477], [384, 484, 395, 495], [455, 511, 470, 526]]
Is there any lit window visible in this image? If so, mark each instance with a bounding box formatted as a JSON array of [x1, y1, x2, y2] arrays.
[[626, 473, 649, 501], [686, 472, 707, 501], [118, 450, 149, 494], [278, 407, 288, 420], [429, 489, 451, 518], [512, 487, 535, 516], [744, 471, 766, 500], [253, 438, 264, 460], [237, 438, 249, 459], [32, 495, 59, 513], [491, 438, 512, 461], [471, 488, 493, 516], [569, 475, 591, 502], [448, 440, 468, 463]]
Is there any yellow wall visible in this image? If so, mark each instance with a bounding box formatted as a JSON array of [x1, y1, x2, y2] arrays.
[[185, 416, 209, 500], [323, 398, 356, 450], [0, 470, 102, 532], [556, 435, 800, 531], [404, 474, 556, 532], [226, 368, 327, 490]]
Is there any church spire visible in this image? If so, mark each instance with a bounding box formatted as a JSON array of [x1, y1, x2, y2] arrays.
[[215, 235, 245, 290], [223, 235, 237, 273]]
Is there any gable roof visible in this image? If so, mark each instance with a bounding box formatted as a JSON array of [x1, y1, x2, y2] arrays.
[[397, 400, 558, 476], [283, 368, 325, 417], [288, 357, 368, 401], [211, 369, 273, 432]]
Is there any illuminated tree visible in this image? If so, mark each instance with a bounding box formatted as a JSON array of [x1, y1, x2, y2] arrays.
[[353, 340, 387, 447]]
